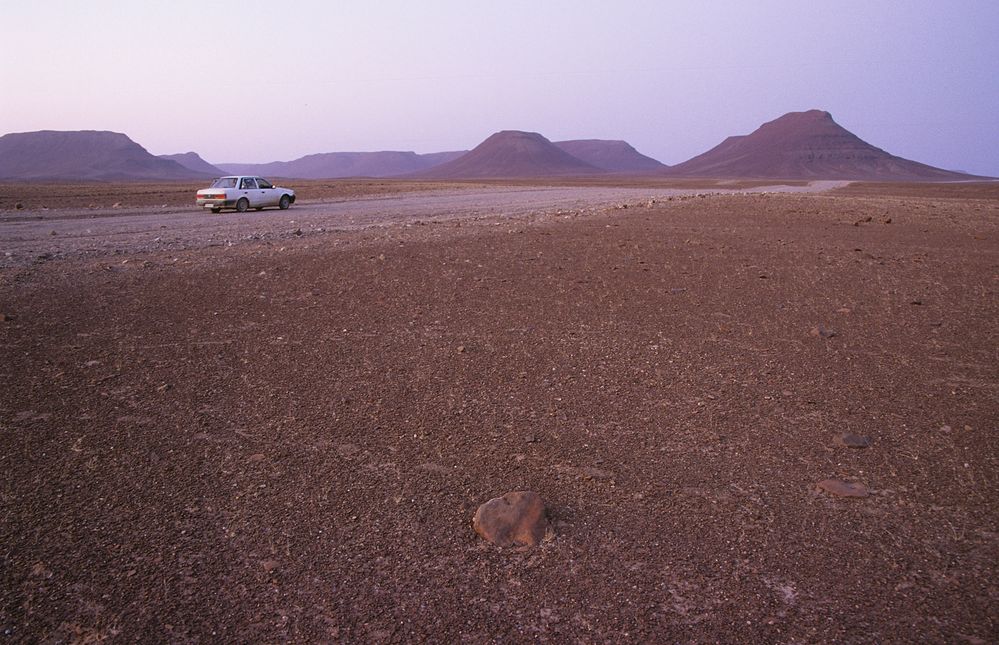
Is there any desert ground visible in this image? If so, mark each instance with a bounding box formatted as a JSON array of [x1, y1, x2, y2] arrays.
[[1, 180, 997, 642]]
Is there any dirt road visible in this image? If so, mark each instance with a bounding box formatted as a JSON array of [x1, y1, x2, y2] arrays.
[[0, 183, 844, 268]]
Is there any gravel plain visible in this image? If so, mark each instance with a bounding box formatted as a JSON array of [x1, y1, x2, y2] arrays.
[[2, 181, 997, 642]]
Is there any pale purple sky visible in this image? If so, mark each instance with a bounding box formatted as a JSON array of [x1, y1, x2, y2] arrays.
[[2, 1, 998, 175]]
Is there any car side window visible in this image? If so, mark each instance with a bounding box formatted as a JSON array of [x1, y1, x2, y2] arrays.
[[240, 178, 257, 189], [257, 178, 273, 189]]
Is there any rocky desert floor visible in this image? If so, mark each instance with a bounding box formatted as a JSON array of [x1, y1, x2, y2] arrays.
[[1, 181, 997, 643]]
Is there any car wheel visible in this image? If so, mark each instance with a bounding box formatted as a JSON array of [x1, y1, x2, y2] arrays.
[[211, 207, 221, 214], [279, 195, 291, 210], [236, 198, 249, 213]]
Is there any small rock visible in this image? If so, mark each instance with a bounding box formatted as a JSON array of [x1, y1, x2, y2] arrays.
[[473, 490, 553, 548], [809, 325, 837, 338], [50, 230, 58, 236], [835, 433, 871, 449], [293, 228, 302, 236], [156, 383, 172, 392], [14, 202, 24, 210], [1, 313, 12, 322], [816, 479, 869, 498], [939, 425, 953, 434], [261, 560, 280, 573], [525, 434, 539, 443], [457, 345, 465, 353], [910, 299, 923, 305], [247, 453, 266, 462], [112, 202, 122, 208]]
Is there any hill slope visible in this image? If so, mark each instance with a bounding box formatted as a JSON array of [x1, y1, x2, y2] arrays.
[[417, 131, 603, 179], [666, 110, 982, 181], [554, 139, 666, 172], [159, 152, 225, 176], [0, 131, 209, 181]]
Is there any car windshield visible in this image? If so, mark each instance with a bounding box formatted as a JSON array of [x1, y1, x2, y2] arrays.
[[211, 177, 237, 188]]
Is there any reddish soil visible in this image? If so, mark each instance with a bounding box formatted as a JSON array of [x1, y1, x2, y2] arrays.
[[2, 186, 997, 642]]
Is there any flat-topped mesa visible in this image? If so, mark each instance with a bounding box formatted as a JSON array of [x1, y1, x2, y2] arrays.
[[0, 130, 210, 181], [666, 109, 984, 181], [217, 150, 468, 179], [416, 130, 604, 179]]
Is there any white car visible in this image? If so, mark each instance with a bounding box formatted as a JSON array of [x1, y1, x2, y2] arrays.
[[196, 176, 296, 213]]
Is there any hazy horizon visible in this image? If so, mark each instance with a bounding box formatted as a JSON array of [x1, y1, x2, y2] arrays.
[[2, 1, 998, 175]]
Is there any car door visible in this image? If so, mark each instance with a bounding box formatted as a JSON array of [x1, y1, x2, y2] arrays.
[[255, 178, 278, 207], [239, 177, 259, 206]]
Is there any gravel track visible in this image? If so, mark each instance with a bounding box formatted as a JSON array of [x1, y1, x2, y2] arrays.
[[0, 183, 845, 268]]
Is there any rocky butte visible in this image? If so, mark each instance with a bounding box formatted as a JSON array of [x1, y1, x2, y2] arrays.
[[416, 130, 604, 179], [664, 109, 984, 181]]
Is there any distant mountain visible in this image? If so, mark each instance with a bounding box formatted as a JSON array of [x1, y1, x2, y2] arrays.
[[218, 150, 468, 179], [159, 152, 225, 176], [416, 130, 603, 179], [554, 139, 666, 172], [416, 150, 468, 168], [0, 130, 210, 181], [665, 110, 984, 181]]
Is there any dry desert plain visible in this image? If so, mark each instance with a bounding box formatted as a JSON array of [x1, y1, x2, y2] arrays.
[[1, 179, 998, 642]]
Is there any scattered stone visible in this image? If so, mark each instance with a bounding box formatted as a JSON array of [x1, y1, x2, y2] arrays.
[[293, 228, 302, 236], [336, 443, 360, 458], [473, 490, 552, 548], [884, 218, 892, 224], [457, 345, 466, 353], [816, 479, 869, 498], [247, 453, 266, 462], [555, 464, 615, 481], [261, 559, 280, 573], [14, 202, 24, 210], [809, 325, 837, 338], [156, 383, 172, 392], [525, 434, 540, 443], [30, 562, 53, 579], [417, 462, 449, 474], [112, 202, 122, 209], [835, 433, 871, 448], [49, 230, 58, 236], [939, 425, 953, 434]]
